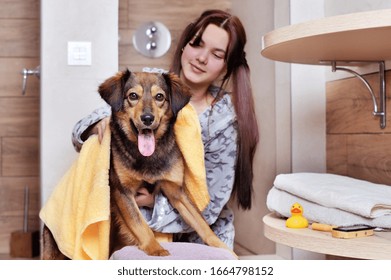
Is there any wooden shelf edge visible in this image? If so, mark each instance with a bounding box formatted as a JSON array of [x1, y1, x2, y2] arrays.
[[263, 213, 391, 260], [261, 9, 391, 65]]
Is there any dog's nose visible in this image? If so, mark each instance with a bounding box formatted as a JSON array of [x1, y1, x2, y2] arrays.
[[141, 113, 155, 126]]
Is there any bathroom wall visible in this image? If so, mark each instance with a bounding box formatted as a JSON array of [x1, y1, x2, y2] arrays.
[[290, 0, 327, 174], [40, 0, 118, 207], [0, 0, 40, 255]]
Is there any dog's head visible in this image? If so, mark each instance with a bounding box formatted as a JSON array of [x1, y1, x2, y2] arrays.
[[98, 69, 191, 157]]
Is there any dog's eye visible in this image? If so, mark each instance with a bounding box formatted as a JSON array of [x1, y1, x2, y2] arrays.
[[128, 92, 138, 101], [155, 93, 165, 102]]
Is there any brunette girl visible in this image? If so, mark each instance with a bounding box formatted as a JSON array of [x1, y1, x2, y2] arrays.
[[72, 9, 259, 249]]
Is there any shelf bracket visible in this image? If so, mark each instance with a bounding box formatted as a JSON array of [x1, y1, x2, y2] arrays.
[[330, 61, 386, 129]]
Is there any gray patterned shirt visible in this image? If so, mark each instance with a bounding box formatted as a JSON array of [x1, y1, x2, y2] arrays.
[[71, 86, 238, 249]]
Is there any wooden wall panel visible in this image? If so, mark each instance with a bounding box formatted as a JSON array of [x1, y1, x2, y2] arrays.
[[326, 70, 391, 186], [2, 137, 39, 177], [124, 0, 231, 30], [347, 134, 391, 185], [326, 134, 347, 175], [0, 178, 40, 216], [0, 0, 40, 256], [0, 19, 39, 58], [326, 71, 391, 134], [0, 98, 39, 137], [0, 58, 40, 97], [0, 0, 40, 19]]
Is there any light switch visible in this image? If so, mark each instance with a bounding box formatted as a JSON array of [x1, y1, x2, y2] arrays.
[[67, 41, 92, 66]]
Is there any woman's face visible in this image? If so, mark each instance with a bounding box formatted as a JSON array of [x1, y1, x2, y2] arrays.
[[180, 24, 229, 90]]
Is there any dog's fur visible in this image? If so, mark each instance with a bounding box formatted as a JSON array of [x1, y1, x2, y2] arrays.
[[42, 70, 232, 259]]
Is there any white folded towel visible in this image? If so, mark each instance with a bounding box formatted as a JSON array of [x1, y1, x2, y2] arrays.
[[274, 173, 391, 218], [267, 187, 391, 229]]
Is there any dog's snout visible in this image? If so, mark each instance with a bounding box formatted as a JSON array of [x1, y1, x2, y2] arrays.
[[141, 113, 155, 126]]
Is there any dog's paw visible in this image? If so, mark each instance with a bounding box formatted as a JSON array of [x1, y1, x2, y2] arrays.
[[141, 243, 170, 257], [205, 235, 238, 259], [151, 248, 170, 257]]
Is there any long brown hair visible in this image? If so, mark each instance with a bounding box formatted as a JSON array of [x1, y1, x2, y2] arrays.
[[170, 10, 259, 210]]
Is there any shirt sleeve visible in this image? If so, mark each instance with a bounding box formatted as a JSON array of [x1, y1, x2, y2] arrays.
[[71, 104, 111, 152], [202, 119, 237, 225]]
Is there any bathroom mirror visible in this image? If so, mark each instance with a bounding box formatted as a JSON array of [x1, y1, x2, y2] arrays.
[[133, 21, 171, 58]]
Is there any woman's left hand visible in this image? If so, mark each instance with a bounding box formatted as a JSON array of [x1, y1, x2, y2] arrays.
[[135, 187, 155, 208]]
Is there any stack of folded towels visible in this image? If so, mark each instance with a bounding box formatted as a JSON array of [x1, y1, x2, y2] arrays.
[[266, 172, 391, 229]]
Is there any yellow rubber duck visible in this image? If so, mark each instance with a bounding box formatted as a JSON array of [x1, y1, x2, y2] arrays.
[[286, 202, 309, 228]]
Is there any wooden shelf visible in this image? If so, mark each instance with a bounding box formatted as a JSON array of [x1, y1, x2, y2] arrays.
[[261, 9, 391, 65], [261, 9, 391, 259], [263, 213, 391, 259]]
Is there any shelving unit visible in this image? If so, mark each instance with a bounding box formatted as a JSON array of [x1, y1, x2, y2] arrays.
[[261, 9, 391, 129], [261, 9, 391, 259], [261, 9, 391, 65]]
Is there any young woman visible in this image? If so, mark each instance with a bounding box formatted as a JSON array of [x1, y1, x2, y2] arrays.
[[72, 9, 259, 249]]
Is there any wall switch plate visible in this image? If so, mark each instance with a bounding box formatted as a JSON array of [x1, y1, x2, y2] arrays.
[[67, 41, 92, 65]]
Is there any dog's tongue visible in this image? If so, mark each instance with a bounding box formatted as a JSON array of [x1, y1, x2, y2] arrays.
[[138, 131, 155, 157]]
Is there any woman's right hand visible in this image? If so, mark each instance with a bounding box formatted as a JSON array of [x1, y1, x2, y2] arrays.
[[81, 117, 110, 143]]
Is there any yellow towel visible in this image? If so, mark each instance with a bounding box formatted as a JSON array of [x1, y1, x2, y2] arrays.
[[39, 103, 209, 260], [39, 126, 111, 260], [175, 104, 210, 211]]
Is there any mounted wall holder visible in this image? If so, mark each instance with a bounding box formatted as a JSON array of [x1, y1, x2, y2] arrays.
[[21, 65, 40, 95], [328, 61, 386, 129]]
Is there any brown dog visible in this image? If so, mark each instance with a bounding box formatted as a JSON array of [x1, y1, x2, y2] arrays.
[[42, 70, 233, 259]]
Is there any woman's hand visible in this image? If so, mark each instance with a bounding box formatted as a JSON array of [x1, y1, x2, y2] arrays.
[[81, 117, 110, 143], [135, 187, 155, 208]]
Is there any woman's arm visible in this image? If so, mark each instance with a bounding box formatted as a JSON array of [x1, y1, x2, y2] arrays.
[[71, 104, 111, 152], [199, 121, 237, 225]]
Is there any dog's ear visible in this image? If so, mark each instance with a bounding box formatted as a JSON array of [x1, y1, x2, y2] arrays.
[[162, 73, 191, 118], [98, 69, 131, 112]]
